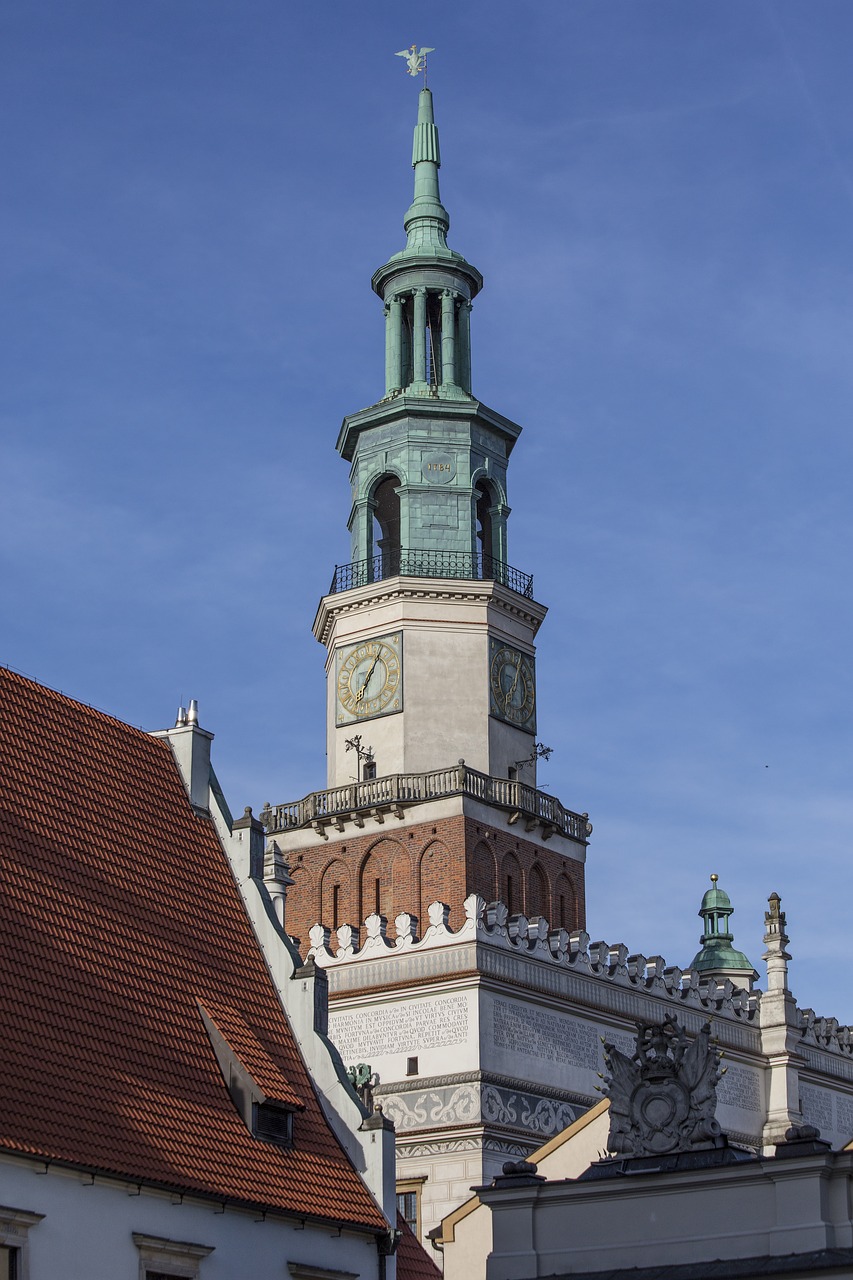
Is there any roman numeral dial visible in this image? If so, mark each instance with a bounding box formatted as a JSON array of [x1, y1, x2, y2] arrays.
[[336, 632, 403, 724], [489, 641, 536, 731]]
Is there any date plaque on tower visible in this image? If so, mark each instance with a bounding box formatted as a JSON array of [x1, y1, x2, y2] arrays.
[[336, 631, 403, 725]]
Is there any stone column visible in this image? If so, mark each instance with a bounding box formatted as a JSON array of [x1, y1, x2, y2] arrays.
[[760, 892, 804, 1150], [385, 295, 403, 395], [457, 300, 472, 392], [490, 502, 511, 566], [441, 289, 456, 388], [412, 287, 427, 386]]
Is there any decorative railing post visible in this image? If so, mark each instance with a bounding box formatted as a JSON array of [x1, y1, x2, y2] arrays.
[[264, 760, 587, 843]]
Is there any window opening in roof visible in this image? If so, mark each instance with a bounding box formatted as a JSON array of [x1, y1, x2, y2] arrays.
[[253, 1099, 294, 1147]]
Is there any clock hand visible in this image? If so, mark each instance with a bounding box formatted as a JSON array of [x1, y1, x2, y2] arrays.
[[505, 655, 523, 706], [355, 656, 379, 704]]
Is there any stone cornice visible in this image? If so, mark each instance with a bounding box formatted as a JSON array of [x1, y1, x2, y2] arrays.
[[336, 394, 521, 461], [313, 575, 547, 647]]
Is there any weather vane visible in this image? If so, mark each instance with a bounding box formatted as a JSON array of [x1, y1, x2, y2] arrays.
[[395, 44, 434, 86]]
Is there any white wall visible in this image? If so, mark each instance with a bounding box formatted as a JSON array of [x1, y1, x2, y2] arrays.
[[0, 1155, 381, 1280]]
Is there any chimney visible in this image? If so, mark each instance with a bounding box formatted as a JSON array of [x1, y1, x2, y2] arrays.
[[152, 699, 213, 815]]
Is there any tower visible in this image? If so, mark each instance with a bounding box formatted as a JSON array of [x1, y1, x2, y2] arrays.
[[264, 82, 589, 960]]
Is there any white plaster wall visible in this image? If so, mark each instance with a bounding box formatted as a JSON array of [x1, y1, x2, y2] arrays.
[[316, 580, 545, 788], [328, 983, 480, 1085], [0, 1157, 381, 1280], [441, 1108, 612, 1280], [396, 1145, 485, 1257], [487, 1156, 853, 1279]]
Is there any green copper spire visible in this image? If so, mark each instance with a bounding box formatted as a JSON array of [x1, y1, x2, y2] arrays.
[[371, 86, 483, 400], [336, 77, 523, 580], [689, 874, 757, 985], [403, 89, 450, 254]]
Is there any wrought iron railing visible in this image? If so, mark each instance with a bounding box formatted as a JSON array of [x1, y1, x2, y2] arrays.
[[260, 762, 591, 843], [329, 549, 533, 599]]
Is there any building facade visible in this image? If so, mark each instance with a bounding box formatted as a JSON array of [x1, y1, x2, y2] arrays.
[[0, 667, 402, 1280], [259, 79, 853, 1263]]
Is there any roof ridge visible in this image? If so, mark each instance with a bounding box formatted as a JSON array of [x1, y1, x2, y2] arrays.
[[0, 660, 154, 740]]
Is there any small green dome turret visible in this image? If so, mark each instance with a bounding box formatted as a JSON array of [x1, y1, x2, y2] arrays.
[[699, 880, 733, 913], [689, 874, 757, 986]]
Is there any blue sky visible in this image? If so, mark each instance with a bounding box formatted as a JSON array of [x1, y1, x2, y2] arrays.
[[2, 1, 852, 1018]]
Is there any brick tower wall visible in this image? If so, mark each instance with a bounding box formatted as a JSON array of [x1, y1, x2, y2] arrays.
[[282, 812, 586, 953]]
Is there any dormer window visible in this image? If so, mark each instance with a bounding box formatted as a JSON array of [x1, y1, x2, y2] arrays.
[[198, 1002, 304, 1154], [253, 1099, 295, 1147]]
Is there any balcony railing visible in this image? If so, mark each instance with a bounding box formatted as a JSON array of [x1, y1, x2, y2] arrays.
[[260, 762, 591, 844], [329, 549, 533, 599]]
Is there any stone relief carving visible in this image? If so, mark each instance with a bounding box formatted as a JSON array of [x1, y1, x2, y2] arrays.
[[482, 1086, 516, 1125], [603, 1016, 725, 1157], [520, 1096, 576, 1135], [379, 1082, 576, 1138]]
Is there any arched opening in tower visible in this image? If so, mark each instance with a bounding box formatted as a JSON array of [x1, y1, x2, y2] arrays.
[[475, 480, 495, 575], [425, 293, 443, 386], [371, 474, 401, 577]]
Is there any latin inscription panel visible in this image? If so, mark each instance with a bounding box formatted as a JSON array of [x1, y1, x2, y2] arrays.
[[493, 999, 598, 1071], [717, 1064, 762, 1113], [330, 995, 468, 1063]]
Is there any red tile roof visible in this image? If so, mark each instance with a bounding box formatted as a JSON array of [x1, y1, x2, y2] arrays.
[[396, 1215, 443, 1280], [0, 666, 386, 1231]]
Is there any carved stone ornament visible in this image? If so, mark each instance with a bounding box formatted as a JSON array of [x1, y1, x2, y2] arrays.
[[603, 1016, 724, 1157]]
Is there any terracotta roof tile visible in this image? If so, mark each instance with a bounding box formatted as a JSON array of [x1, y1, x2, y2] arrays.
[[0, 666, 385, 1231], [396, 1214, 443, 1280]]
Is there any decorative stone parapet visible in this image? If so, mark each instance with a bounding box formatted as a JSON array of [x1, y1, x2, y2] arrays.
[[307, 893, 759, 1025], [262, 765, 591, 842]]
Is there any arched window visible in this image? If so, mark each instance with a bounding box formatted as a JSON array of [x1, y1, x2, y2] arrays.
[[321, 860, 353, 932], [471, 841, 497, 903], [475, 480, 495, 575], [371, 474, 401, 578], [528, 863, 548, 920], [419, 840, 450, 925], [501, 853, 522, 915], [555, 873, 575, 930], [360, 839, 408, 924]]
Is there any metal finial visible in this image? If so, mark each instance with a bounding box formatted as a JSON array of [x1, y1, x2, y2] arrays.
[[710, 873, 718, 884], [395, 44, 435, 85]]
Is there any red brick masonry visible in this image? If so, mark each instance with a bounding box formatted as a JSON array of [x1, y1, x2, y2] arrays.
[[285, 811, 586, 951]]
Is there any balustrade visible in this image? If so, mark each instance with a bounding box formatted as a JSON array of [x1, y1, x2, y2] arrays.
[[261, 763, 590, 843]]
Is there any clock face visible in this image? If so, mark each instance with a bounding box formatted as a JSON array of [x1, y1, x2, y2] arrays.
[[336, 632, 403, 724], [489, 641, 536, 731]]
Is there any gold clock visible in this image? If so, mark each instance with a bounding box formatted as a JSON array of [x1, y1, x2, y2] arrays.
[[489, 641, 536, 731], [336, 632, 403, 724]]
